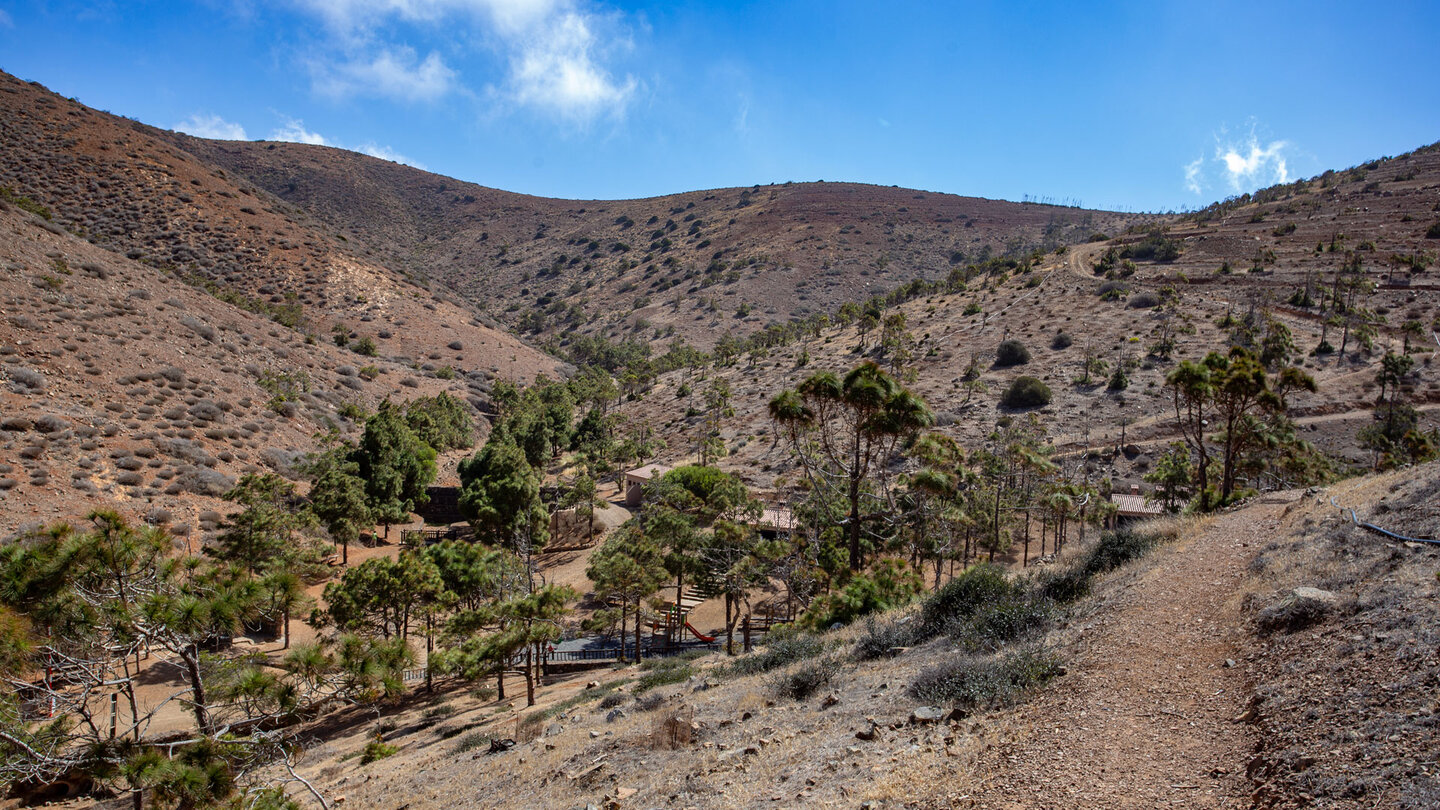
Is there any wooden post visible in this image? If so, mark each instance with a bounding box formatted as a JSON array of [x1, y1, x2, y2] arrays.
[[742, 615, 751, 653], [110, 693, 118, 739]]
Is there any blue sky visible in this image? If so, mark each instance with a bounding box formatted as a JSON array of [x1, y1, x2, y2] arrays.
[[2, 1, 1437, 212]]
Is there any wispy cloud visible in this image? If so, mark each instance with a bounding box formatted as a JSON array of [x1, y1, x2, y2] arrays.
[[270, 118, 330, 145], [359, 141, 427, 169], [1183, 155, 1204, 195], [174, 113, 248, 140], [267, 117, 425, 168], [1217, 135, 1289, 190], [289, 0, 636, 121], [0, 9, 13, 28], [311, 46, 457, 102], [1182, 123, 1294, 197]]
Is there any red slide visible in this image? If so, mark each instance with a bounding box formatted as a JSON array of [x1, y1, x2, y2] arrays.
[[684, 622, 717, 643]]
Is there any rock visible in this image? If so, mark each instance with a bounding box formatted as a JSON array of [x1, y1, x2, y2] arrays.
[[488, 738, 516, 754], [606, 709, 626, 722], [1224, 658, 1237, 668], [743, 746, 760, 757], [910, 706, 945, 724], [546, 723, 563, 737], [740, 711, 753, 721], [614, 787, 637, 800], [1291, 586, 1338, 605], [590, 730, 601, 738], [855, 725, 878, 741], [820, 693, 840, 708], [586, 681, 601, 689]]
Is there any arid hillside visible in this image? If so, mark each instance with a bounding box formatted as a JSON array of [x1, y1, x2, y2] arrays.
[[178, 135, 1149, 353], [615, 142, 1440, 495], [0, 71, 560, 389]]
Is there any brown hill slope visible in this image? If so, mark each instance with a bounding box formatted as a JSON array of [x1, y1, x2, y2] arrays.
[[0, 187, 558, 538], [613, 143, 1440, 493], [178, 136, 1149, 352], [0, 70, 559, 388]]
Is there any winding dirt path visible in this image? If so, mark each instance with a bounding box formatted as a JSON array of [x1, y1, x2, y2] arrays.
[[951, 500, 1292, 808]]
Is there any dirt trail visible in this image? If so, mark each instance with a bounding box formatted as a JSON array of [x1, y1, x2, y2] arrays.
[[950, 501, 1292, 808]]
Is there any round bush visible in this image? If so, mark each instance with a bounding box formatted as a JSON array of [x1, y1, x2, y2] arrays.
[[994, 339, 1031, 368], [1051, 331, 1073, 350], [1001, 376, 1052, 408]]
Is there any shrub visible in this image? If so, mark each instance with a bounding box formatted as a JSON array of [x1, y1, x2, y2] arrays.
[[635, 656, 698, 693], [853, 616, 917, 660], [1425, 222, 1440, 239], [916, 563, 1015, 641], [800, 558, 923, 628], [909, 648, 1062, 710], [353, 336, 378, 357], [995, 339, 1030, 367], [725, 626, 826, 677], [360, 741, 397, 764], [1051, 332, 1073, 350], [1107, 368, 1129, 391], [1079, 529, 1159, 578], [769, 656, 841, 701], [1119, 233, 1182, 262], [1031, 566, 1091, 604], [1001, 376, 1051, 408], [1127, 291, 1160, 309], [452, 732, 492, 753], [963, 594, 1056, 649]]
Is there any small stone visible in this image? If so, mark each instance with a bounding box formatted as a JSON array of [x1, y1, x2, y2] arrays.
[[586, 681, 601, 689], [820, 693, 840, 708], [856, 725, 878, 741], [1223, 659, 1237, 668], [910, 706, 945, 724]]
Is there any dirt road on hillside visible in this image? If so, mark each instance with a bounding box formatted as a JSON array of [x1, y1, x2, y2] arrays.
[[942, 500, 1291, 808]]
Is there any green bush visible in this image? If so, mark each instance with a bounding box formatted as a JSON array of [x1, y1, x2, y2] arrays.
[[769, 655, 840, 700], [1031, 566, 1091, 604], [1051, 332, 1073, 350], [963, 594, 1055, 649], [360, 741, 397, 764], [909, 648, 1062, 709], [1001, 376, 1052, 408], [353, 336, 378, 357], [916, 563, 1016, 640], [853, 616, 917, 660], [1080, 529, 1159, 578], [725, 626, 826, 677], [635, 652, 710, 692], [800, 559, 923, 629], [995, 339, 1031, 367]]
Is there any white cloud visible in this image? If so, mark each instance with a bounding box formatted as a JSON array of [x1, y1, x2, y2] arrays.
[[1218, 135, 1289, 190], [270, 118, 330, 145], [1182, 124, 1295, 197], [1183, 155, 1204, 195], [290, 0, 636, 120], [359, 142, 427, 169], [0, 9, 13, 27], [313, 46, 457, 102], [174, 113, 248, 141], [505, 10, 635, 120]]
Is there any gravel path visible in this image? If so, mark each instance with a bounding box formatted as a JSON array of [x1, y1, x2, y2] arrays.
[[950, 502, 1292, 808]]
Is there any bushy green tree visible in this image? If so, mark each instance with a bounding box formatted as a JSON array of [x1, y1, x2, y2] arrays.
[[353, 402, 436, 536], [458, 438, 549, 552]]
